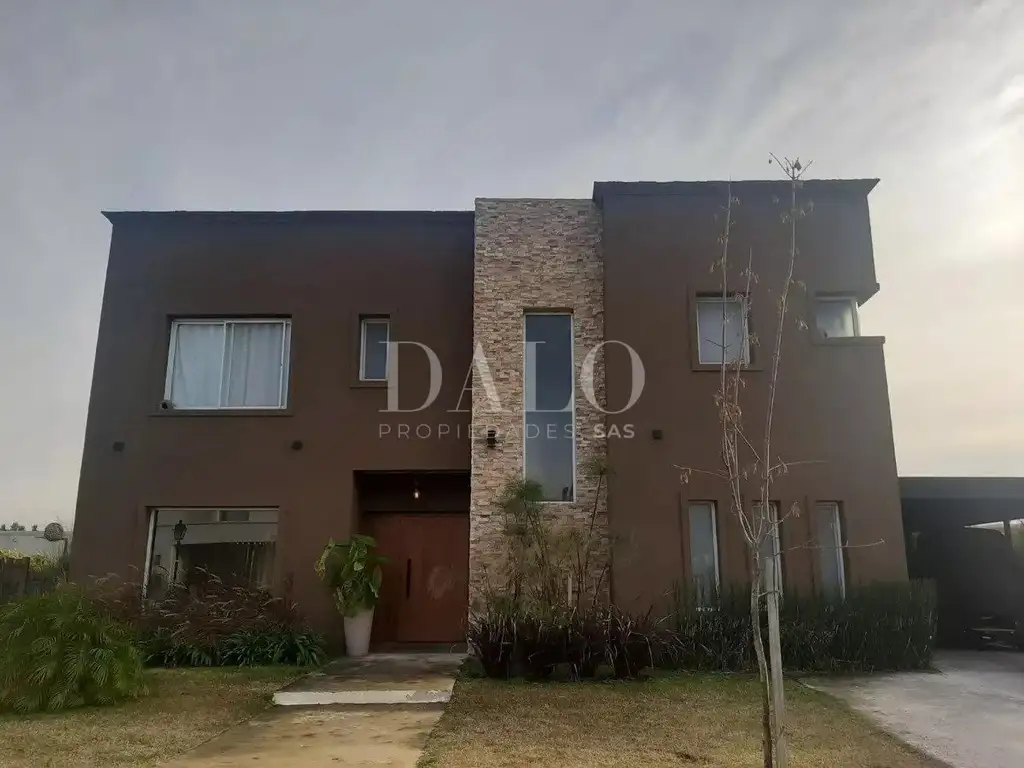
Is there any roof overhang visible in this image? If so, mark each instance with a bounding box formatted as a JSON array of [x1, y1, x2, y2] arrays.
[[901, 477, 1024, 529]]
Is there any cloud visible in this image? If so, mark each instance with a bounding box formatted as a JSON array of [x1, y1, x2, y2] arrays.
[[1, 0, 1022, 523]]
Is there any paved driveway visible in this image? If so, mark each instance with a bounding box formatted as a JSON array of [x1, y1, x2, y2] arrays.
[[809, 650, 1024, 768]]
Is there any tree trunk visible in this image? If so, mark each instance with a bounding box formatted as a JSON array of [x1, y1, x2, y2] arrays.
[[765, 532, 789, 767], [750, 563, 773, 768]]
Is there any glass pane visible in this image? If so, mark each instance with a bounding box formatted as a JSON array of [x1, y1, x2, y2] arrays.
[[688, 503, 718, 604], [169, 323, 224, 408], [361, 320, 389, 380], [756, 504, 782, 596], [815, 503, 845, 599], [525, 314, 574, 501], [223, 322, 286, 407], [815, 299, 858, 338], [697, 299, 747, 364]]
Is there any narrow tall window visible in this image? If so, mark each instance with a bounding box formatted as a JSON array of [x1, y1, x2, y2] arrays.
[[360, 317, 390, 381], [814, 296, 860, 339], [814, 502, 846, 599], [696, 297, 749, 364], [524, 313, 575, 502], [165, 319, 291, 409], [755, 503, 783, 597], [688, 502, 720, 605]]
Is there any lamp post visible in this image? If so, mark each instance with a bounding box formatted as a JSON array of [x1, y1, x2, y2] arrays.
[[172, 519, 188, 584]]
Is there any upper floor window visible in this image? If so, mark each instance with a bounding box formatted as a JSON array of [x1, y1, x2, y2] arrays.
[[524, 313, 575, 502], [814, 296, 860, 339], [688, 502, 720, 605], [360, 317, 390, 381], [814, 502, 846, 600], [164, 319, 291, 409], [696, 297, 750, 364]]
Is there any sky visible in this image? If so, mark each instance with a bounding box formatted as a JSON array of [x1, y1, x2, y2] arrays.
[[1, 0, 1022, 526]]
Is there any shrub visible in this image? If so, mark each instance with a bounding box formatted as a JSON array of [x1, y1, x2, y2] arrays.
[[778, 581, 937, 673], [467, 602, 516, 679], [668, 580, 937, 674], [315, 535, 387, 617], [93, 571, 324, 668], [469, 581, 937, 681], [0, 586, 146, 712], [468, 604, 660, 681]]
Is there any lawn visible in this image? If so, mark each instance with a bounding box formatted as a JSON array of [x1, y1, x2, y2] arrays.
[[419, 674, 941, 768], [0, 667, 301, 768]]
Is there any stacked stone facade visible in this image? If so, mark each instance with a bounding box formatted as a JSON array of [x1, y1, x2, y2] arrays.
[[470, 199, 607, 599]]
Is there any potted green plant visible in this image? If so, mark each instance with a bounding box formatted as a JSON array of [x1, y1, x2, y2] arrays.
[[315, 534, 387, 657]]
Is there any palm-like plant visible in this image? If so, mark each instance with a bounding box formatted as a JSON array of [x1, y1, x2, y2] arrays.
[[0, 586, 146, 712], [315, 535, 387, 617]]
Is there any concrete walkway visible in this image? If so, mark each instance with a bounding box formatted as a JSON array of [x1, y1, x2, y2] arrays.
[[807, 650, 1024, 768], [274, 652, 463, 706], [162, 652, 464, 767]]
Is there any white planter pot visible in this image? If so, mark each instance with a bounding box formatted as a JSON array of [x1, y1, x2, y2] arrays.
[[344, 607, 374, 657]]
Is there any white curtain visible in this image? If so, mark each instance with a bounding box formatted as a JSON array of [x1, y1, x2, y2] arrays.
[[814, 503, 846, 599], [170, 323, 225, 407], [688, 503, 719, 604], [815, 299, 857, 339], [223, 323, 286, 407], [697, 299, 748, 364]]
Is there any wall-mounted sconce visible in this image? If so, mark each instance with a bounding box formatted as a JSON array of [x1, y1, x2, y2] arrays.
[[486, 429, 498, 448], [413, 479, 421, 500]]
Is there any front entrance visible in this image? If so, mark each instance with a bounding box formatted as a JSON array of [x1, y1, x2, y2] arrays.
[[364, 513, 469, 644]]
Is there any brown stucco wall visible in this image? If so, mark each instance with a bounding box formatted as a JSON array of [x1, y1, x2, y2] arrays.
[[74, 181, 907, 633], [469, 199, 607, 599], [598, 183, 907, 611], [71, 212, 474, 634]]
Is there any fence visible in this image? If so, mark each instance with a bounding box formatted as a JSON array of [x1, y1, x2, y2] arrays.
[[0, 557, 60, 602]]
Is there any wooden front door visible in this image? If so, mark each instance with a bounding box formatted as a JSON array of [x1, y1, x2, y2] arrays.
[[364, 513, 469, 644]]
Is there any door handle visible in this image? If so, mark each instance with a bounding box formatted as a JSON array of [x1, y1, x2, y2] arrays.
[[405, 558, 412, 598]]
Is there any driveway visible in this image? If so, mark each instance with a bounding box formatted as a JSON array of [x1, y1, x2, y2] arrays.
[[808, 650, 1024, 768]]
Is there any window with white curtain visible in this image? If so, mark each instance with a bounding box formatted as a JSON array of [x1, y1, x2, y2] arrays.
[[814, 502, 846, 600], [814, 296, 860, 339], [688, 502, 720, 605], [164, 319, 291, 409], [755, 503, 783, 598], [696, 297, 750, 364]]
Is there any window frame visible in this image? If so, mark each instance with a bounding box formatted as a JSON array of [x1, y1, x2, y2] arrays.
[[814, 501, 847, 600], [687, 501, 721, 604], [813, 295, 861, 339], [359, 316, 391, 382], [754, 502, 784, 598], [695, 295, 751, 366], [163, 318, 291, 411], [523, 311, 576, 504]]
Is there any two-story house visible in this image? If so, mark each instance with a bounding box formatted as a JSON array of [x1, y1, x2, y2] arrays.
[[72, 179, 908, 642]]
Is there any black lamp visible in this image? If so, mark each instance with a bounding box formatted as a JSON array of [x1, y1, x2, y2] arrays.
[[172, 520, 187, 584], [173, 519, 188, 543]]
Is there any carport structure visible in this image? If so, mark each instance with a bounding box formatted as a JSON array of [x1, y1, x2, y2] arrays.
[[901, 476, 1024, 533]]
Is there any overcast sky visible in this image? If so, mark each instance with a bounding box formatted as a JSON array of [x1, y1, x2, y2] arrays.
[[1, 1, 1021, 526]]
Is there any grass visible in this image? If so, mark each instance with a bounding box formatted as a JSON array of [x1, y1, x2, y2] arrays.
[[0, 667, 301, 768], [419, 673, 941, 768]]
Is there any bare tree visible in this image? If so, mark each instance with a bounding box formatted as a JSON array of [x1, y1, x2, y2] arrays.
[[678, 156, 813, 768]]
